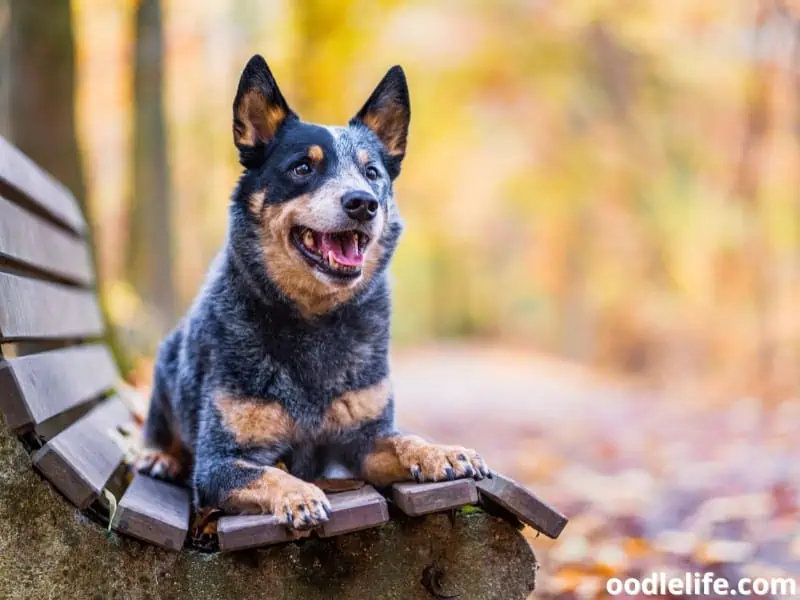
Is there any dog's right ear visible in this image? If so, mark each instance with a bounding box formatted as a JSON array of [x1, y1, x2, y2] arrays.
[[233, 55, 296, 167]]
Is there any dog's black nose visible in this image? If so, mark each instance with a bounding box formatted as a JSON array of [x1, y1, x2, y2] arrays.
[[341, 191, 379, 222]]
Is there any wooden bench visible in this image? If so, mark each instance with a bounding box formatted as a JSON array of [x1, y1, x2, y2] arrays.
[[0, 135, 565, 558]]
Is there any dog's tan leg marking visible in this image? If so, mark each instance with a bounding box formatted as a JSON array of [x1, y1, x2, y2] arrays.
[[133, 449, 184, 481], [215, 394, 295, 446], [133, 430, 189, 482], [222, 462, 331, 529], [362, 434, 490, 487], [322, 378, 391, 434]]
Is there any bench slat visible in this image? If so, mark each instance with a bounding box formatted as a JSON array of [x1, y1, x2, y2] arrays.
[[477, 474, 568, 539], [0, 273, 104, 341], [218, 485, 389, 551], [318, 485, 388, 538], [0, 136, 85, 234], [217, 513, 305, 551], [32, 397, 132, 509], [391, 479, 478, 516], [0, 194, 93, 285], [0, 343, 118, 431], [115, 475, 190, 551]]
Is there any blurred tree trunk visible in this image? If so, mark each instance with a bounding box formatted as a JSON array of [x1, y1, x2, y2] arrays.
[[0, 0, 10, 138], [127, 0, 176, 334], [735, 2, 776, 396], [789, 15, 800, 396], [5, 0, 130, 370], [561, 206, 595, 362], [7, 0, 86, 207]]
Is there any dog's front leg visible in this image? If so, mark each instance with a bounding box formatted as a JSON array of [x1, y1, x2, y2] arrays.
[[193, 456, 332, 529], [193, 392, 331, 529], [360, 434, 490, 487]]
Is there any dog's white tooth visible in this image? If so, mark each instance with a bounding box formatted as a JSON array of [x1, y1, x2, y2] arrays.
[[328, 251, 336, 267], [303, 230, 315, 249]]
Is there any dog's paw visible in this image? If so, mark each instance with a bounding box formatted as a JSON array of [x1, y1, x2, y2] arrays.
[[400, 441, 491, 483], [132, 450, 184, 482], [272, 480, 332, 530]]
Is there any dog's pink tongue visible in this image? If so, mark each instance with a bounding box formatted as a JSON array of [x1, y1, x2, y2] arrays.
[[320, 233, 363, 267]]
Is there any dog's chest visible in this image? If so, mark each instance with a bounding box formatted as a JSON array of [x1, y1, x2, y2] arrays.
[[261, 323, 380, 390]]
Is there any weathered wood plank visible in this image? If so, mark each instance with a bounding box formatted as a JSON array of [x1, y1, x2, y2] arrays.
[[0, 136, 85, 234], [391, 479, 478, 516], [318, 485, 389, 538], [0, 343, 118, 431], [217, 513, 307, 552], [477, 474, 568, 539], [0, 194, 93, 285], [115, 475, 190, 551], [0, 273, 104, 341], [32, 397, 132, 509], [218, 485, 389, 551]]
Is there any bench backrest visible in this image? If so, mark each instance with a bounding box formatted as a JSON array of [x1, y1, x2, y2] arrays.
[[0, 135, 118, 431], [0, 136, 190, 550]]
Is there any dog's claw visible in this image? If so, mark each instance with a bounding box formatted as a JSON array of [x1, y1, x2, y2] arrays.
[[401, 445, 490, 484]]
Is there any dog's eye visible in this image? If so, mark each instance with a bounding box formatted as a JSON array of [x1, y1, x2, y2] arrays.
[[291, 161, 313, 177], [365, 166, 380, 181]]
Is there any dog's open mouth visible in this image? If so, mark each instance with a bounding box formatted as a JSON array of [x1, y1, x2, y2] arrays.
[[291, 226, 370, 279]]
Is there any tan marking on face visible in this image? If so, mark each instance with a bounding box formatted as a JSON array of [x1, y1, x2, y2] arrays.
[[249, 189, 266, 216], [362, 108, 407, 157], [234, 90, 288, 147], [357, 149, 370, 166], [307, 145, 324, 164], [260, 197, 386, 318], [215, 394, 295, 446], [322, 379, 391, 434]]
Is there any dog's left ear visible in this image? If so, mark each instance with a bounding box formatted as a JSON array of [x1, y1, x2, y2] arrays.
[[233, 55, 296, 167], [351, 66, 410, 178]]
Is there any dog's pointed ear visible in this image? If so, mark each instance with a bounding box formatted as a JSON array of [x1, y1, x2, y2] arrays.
[[350, 66, 410, 178], [233, 55, 296, 167]]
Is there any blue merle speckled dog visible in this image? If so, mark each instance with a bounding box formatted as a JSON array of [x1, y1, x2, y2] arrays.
[[134, 55, 490, 530]]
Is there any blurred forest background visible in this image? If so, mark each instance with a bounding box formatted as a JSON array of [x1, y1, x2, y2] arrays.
[[1, 0, 799, 400], [1, 1, 799, 597]]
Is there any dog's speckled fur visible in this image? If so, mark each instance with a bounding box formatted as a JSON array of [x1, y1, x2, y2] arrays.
[[135, 55, 490, 530]]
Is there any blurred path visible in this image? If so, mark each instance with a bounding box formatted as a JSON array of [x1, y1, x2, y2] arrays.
[[390, 344, 799, 599], [392, 343, 629, 425], [391, 344, 633, 472]]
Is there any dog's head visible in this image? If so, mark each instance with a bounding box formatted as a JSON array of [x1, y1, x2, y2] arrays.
[[229, 55, 408, 318]]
